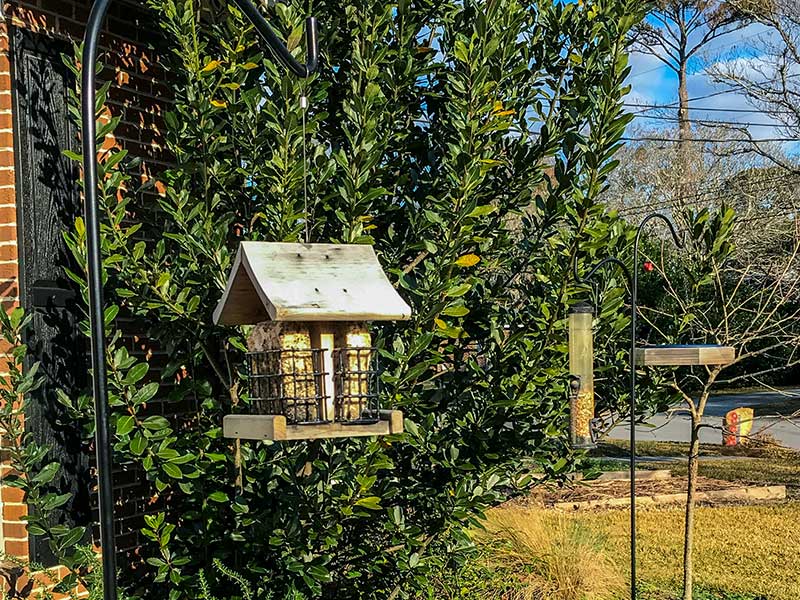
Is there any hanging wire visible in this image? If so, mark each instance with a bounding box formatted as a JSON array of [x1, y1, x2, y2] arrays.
[[301, 93, 310, 243]]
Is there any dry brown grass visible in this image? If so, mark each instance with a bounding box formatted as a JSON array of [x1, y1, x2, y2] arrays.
[[476, 502, 800, 600], [474, 508, 626, 600], [581, 502, 800, 599]]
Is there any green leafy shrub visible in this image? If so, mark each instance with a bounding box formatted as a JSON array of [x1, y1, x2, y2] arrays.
[[43, 0, 648, 598]]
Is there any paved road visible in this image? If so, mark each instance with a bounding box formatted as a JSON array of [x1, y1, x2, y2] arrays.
[[610, 388, 800, 449]]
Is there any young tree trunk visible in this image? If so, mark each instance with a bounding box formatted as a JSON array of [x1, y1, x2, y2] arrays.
[[682, 413, 701, 600], [678, 61, 691, 147]]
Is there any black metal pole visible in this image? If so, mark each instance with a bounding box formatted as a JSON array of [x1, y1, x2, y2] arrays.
[[80, 2, 117, 597], [80, 3, 319, 598], [574, 212, 683, 600], [630, 241, 638, 599], [629, 213, 683, 598]]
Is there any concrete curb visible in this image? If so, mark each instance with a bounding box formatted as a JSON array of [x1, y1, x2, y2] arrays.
[[553, 485, 786, 511]]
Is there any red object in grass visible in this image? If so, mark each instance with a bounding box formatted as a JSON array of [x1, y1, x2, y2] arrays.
[[643, 260, 654, 272]]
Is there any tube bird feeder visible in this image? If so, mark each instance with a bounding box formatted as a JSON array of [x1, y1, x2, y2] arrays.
[[214, 242, 411, 441], [568, 302, 595, 448]]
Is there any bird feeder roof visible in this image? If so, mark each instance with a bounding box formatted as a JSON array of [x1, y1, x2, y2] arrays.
[[213, 242, 413, 325]]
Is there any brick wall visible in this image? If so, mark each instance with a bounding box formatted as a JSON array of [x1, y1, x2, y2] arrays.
[[0, 21, 17, 312], [0, 0, 173, 590]]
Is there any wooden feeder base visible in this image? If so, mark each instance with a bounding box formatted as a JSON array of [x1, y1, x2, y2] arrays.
[[635, 344, 735, 366], [224, 410, 404, 441]]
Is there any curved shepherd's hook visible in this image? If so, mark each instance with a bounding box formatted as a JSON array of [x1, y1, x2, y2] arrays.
[[81, 3, 319, 597], [573, 211, 683, 600], [573, 254, 632, 288]]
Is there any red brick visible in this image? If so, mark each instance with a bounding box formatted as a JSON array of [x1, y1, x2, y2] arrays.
[[0, 131, 14, 150], [0, 187, 15, 207], [9, 5, 57, 32], [0, 281, 17, 299], [2, 521, 27, 539], [3, 502, 27, 522], [1, 485, 24, 503], [0, 263, 18, 279], [3, 457, 22, 475], [4, 539, 29, 557], [0, 244, 16, 261], [0, 224, 15, 241], [0, 149, 14, 167]]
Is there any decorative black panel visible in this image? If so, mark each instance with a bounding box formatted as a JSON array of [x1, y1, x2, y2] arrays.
[[11, 27, 91, 565]]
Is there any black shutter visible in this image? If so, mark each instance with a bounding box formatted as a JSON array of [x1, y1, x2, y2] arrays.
[[11, 27, 91, 565]]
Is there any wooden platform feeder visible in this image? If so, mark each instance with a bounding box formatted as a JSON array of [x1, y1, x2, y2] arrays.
[[635, 344, 735, 367], [214, 242, 411, 441]]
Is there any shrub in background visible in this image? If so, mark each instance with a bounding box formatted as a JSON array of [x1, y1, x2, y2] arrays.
[[36, 0, 646, 597]]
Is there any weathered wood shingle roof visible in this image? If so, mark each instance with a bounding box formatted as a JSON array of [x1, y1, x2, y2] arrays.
[[213, 242, 413, 325]]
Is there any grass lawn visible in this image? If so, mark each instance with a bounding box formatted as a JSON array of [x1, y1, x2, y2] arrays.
[[593, 438, 798, 459], [477, 502, 800, 600], [593, 438, 800, 498], [583, 503, 800, 599], [460, 440, 800, 599], [521, 439, 800, 598]]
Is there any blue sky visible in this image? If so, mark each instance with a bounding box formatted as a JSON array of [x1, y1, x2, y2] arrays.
[[625, 21, 797, 149]]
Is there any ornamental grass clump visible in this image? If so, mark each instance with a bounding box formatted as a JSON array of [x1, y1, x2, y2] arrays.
[[476, 508, 625, 600]]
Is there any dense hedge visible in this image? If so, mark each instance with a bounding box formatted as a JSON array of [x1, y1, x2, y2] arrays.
[[26, 1, 647, 598]]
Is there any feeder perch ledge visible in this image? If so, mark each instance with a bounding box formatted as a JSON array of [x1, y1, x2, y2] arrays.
[[635, 344, 735, 366], [224, 410, 404, 441]]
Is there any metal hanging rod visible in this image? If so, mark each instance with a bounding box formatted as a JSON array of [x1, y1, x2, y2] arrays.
[[573, 212, 684, 600]]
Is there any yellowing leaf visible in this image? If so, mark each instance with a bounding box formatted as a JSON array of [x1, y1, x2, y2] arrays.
[[446, 283, 472, 297], [434, 318, 448, 330], [442, 306, 470, 317], [491, 101, 514, 117], [210, 99, 228, 108], [221, 83, 241, 90], [455, 254, 481, 267], [241, 62, 259, 70], [200, 60, 221, 73], [467, 205, 496, 218], [355, 496, 382, 510], [287, 28, 303, 52]]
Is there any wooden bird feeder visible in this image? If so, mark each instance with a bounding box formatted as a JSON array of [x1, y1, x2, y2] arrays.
[[214, 242, 411, 441], [635, 344, 735, 367]]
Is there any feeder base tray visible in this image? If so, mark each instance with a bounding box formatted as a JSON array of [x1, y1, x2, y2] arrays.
[[635, 344, 735, 366], [224, 410, 404, 441]]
